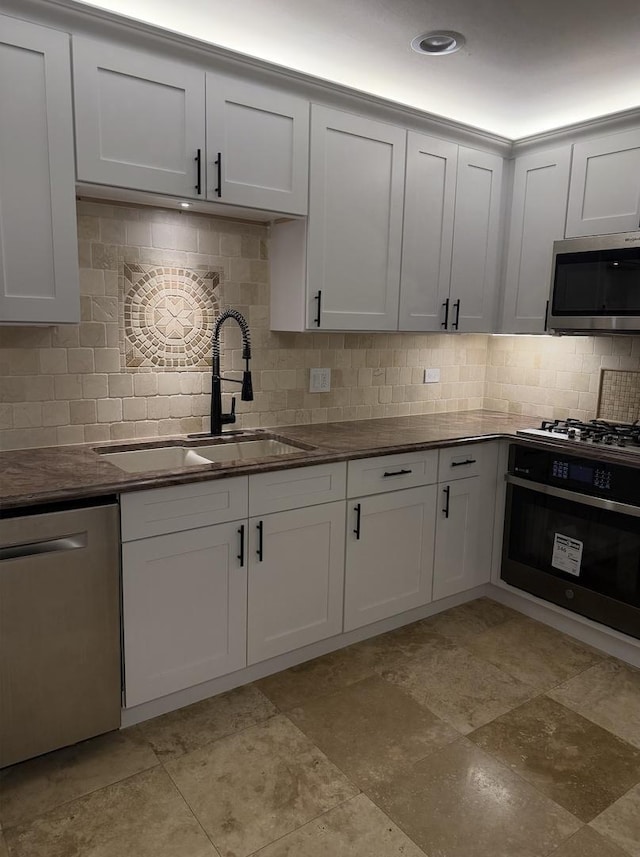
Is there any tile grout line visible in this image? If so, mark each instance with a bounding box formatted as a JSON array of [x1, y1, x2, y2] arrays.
[[161, 764, 223, 857], [0, 760, 162, 833]]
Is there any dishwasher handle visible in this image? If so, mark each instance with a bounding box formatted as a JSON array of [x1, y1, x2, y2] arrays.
[[0, 532, 88, 561]]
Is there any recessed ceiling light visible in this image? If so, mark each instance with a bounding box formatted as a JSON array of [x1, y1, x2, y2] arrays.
[[180, 202, 191, 208], [411, 31, 466, 56]]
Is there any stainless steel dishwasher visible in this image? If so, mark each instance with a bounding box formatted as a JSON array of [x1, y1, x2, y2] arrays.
[[0, 499, 121, 768]]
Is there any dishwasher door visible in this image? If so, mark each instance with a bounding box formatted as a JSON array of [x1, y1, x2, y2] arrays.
[[0, 502, 121, 768]]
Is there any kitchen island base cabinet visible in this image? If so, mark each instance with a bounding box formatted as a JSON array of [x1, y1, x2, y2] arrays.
[[344, 486, 437, 632], [247, 501, 346, 664], [122, 521, 247, 708]]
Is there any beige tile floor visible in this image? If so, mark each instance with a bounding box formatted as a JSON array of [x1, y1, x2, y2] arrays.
[[2, 598, 640, 857]]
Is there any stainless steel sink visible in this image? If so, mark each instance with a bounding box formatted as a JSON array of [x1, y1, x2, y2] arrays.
[[97, 435, 310, 473]]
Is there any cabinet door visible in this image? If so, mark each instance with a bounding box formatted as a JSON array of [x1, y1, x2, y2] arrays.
[[122, 522, 246, 707], [206, 73, 309, 214], [307, 106, 406, 330], [248, 501, 345, 663], [565, 128, 640, 237], [399, 132, 458, 331], [73, 37, 205, 198], [344, 486, 436, 632], [433, 477, 493, 600], [0, 16, 79, 324], [502, 146, 571, 333], [449, 147, 504, 332]]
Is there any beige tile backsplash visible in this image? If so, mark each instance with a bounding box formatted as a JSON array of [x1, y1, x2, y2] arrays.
[[1, 200, 639, 450]]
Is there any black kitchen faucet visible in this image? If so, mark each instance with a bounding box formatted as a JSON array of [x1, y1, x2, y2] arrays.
[[208, 308, 253, 435]]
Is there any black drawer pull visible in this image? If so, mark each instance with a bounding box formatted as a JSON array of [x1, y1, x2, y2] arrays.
[[383, 469, 412, 477], [442, 485, 451, 518], [256, 520, 263, 562], [450, 459, 476, 468], [353, 504, 361, 540], [237, 524, 245, 567]]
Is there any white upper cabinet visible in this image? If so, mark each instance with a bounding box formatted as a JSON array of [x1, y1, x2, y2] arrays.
[[73, 37, 206, 198], [501, 146, 572, 333], [306, 106, 406, 330], [565, 128, 640, 237], [206, 73, 309, 214], [399, 133, 458, 331], [449, 147, 504, 332], [0, 16, 79, 324]]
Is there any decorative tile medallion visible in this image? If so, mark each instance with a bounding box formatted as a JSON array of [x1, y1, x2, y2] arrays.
[[597, 369, 640, 423], [121, 264, 221, 369]]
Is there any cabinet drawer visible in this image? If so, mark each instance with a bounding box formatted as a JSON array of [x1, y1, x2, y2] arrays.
[[249, 462, 346, 516], [347, 450, 438, 498], [438, 443, 491, 483], [120, 477, 248, 541]]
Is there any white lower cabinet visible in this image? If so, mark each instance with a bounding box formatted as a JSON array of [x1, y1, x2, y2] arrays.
[[121, 463, 347, 706], [433, 443, 499, 600], [344, 486, 437, 632], [247, 501, 346, 664], [120, 448, 500, 709], [122, 520, 247, 708], [433, 477, 492, 600]]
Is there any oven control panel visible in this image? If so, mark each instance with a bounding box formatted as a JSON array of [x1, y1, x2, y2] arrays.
[[510, 445, 638, 506], [551, 459, 612, 491]]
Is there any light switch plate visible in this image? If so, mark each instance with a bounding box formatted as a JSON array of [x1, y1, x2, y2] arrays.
[[424, 367, 441, 383], [309, 368, 331, 393]]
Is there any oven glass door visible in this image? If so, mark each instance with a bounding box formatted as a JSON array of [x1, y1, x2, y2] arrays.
[[553, 247, 640, 316], [506, 483, 640, 608]]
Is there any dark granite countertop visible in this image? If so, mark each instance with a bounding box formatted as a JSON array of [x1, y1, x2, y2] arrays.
[[2, 410, 639, 511]]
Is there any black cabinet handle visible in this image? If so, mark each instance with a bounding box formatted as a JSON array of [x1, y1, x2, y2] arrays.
[[441, 298, 450, 329], [237, 524, 245, 567], [256, 520, 263, 562], [452, 299, 461, 330], [214, 151, 222, 197], [450, 459, 476, 468], [314, 290, 322, 327], [544, 299, 549, 331], [194, 149, 202, 195], [353, 504, 361, 540], [442, 486, 450, 518], [383, 469, 412, 477]]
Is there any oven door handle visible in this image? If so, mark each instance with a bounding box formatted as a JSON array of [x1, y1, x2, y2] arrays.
[[505, 474, 640, 519]]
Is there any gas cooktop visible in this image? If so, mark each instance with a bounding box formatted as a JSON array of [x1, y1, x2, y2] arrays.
[[517, 418, 640, 453]]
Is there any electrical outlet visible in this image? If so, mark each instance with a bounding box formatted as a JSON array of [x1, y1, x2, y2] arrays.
[[309, 368, 331, 393], [424, 367, 441, 384]]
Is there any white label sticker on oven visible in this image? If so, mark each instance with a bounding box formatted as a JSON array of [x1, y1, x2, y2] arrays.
[[551, 533, 583, 576]]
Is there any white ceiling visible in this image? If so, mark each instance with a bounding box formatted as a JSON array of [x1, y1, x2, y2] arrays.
[[74, 0, 640, 139]]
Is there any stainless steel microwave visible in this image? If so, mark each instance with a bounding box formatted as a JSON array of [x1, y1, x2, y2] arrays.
[[547, 232, 640, 334]]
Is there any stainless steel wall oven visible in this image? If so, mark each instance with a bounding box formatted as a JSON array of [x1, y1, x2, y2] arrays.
[[501, 444, 640, 639]]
